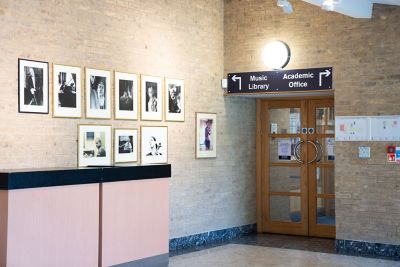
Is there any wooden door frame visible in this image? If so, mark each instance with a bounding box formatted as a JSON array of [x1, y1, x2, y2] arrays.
[[256, 96, 335, 238], [307, 98, 335, 238], [258, 99, 308, 236]]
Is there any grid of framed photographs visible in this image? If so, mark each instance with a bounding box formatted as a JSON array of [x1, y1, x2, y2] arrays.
[[18, 59, 185, 121], [77, 125, 168, 166], [18, 58, 218, 165]]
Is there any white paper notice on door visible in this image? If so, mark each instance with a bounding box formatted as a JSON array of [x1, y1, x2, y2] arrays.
[[278, 139, 292, 160], [326, 138, 335, 160], [335, 116, 370, 141]]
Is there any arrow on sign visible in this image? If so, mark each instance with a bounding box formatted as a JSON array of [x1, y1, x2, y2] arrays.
[[232, 75, 242, 91], [319, 69, 331, 87]]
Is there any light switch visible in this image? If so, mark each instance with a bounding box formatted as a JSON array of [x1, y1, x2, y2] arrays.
[[358, 146, 370, 158]]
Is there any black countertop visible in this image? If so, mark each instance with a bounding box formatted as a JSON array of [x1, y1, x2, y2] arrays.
[[0, 165, 171, 190]]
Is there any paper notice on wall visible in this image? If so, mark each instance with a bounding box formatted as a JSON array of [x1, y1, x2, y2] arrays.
[[326, 138, 335, 160], [335, 116, 370, 141], [370, 116, 400, 141], [278, 139, 292, 160]]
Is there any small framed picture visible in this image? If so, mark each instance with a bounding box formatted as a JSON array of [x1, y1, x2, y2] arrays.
[[52, 64, 82, 118], [114, 71, 138, 120], [141, 126, 168, 164], [18, 58, 49, 114], [196, 112, 217, 158], [78, 125, 112, 167], [85, 68, 111, 119], [114, 128, 138, 163], [165, 78, 184, 122], [141, 75, 162, 121]]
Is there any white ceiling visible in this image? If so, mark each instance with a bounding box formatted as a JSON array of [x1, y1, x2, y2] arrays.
[[301, 0, 400, 18]]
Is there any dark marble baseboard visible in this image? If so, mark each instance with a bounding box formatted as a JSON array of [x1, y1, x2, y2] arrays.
[[169, 224, 256, 252], [336, 239, 400, 261], [111, 253, 169, 267]]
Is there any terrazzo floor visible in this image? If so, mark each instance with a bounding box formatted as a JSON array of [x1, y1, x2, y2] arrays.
[[169, 243, 400, 267]]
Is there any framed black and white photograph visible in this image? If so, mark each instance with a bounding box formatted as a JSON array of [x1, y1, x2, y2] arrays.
[[78, 125, 112, 167], [141, 75, 162, 121], [141, 126, 168, 164], [196, 112, 217, 158], [52, 64, 81, 118], [18, 58, 49, 114], [114, 71, 138, 120], [85, 68, 111, 119], [165, 78, 184, 122], [114, 128, 138, 163]]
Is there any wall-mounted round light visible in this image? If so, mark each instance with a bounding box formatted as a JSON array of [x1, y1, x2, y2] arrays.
[[262, 40, 291, 70]]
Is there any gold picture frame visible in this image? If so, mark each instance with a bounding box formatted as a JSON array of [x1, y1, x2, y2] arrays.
[[114, 128, 138, 163], [77, 124, 112, 167], [140, 126, 168, 164], [164, 77, 185, 122], [84, 67, 112, 119]]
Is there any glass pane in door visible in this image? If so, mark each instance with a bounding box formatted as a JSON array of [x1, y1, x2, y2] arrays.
[[316, 167, 335, 194], [269, 137, 301, 162], [269, 108, 301, 134], [316, 107, 334, 134], [270, 167, 300, 192], [314, 138, 335, 162], [270, 196, 301, 222], [316, 198, 335, 225]]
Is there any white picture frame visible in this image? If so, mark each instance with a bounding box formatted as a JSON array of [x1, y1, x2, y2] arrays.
[[141, 126, 168, 164], [18, 58, 49, 114], [85, 68, 111, 119], [114, 128, 138, 163], [114, 71, 138, 120], [141, 75, 162, 121], [165, 78, 184, 122], [196, 112, 217, 158], [78, 125, 112, 167], [52, 64, 82, 118]]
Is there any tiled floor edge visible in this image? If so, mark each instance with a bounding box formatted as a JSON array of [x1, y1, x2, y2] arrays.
[[169, 223, 257, 251], [336, 239, 400, 261]]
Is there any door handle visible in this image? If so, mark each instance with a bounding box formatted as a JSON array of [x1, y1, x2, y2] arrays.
[[307, 140, 319, 164], [294, 140, 304, 164], [315, 140, 323, 163]]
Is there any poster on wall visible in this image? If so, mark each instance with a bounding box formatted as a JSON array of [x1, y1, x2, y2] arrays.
[[78, 125, 112, 167], [335, 116, 370, 141], [196, 112, 217, 158], [85, 68, 111, 119], [370, 116, 400, 141], [114, 71, 138, 120], [18, 58, 49, 114], [165, 78, 184, 122], [52, 64, 81, 118]]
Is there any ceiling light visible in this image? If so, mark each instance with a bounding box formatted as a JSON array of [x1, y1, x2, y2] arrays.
[[262, 41, 291, 70], [277, 0, 293, 14]]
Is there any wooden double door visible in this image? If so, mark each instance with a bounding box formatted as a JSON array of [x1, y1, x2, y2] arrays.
[[256, 98, 335, 238]]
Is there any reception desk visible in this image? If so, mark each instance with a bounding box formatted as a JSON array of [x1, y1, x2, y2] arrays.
[[0, 165, 171, 267]]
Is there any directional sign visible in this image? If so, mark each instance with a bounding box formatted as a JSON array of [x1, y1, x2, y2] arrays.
[[227, 67, 332, 94]]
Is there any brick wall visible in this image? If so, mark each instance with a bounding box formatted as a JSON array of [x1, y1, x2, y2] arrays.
[[225, 0, 400, 244], [0, 0, 256, 239]]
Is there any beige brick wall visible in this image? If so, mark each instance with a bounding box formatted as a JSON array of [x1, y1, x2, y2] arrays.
[[0, 0, 256, 238], [225, 0, 400, 244]]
